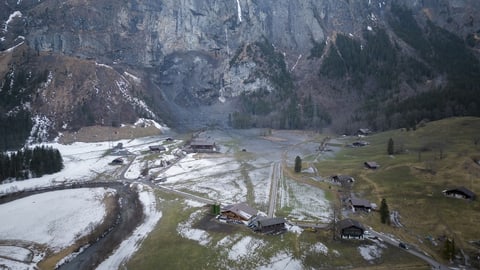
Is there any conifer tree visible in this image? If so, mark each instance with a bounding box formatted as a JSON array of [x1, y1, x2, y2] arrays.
[[387, 138, 394, 155], [380, 198, 390, 224], [294, 156, 302, 173]]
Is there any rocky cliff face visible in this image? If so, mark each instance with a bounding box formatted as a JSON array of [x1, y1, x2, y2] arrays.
[[1, 0, 479, 141]]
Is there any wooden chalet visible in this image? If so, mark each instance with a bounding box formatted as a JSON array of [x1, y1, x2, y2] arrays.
[[221, 202, 258, 221], [338, 218, 365, 239], [443, 187, 476, 200], [347, 197, 373, 212], [364, 161, 379, 169], [357, 128, 372, 136], [331, 175, 355, 184], [149, 145, 166, 152], [190, 139, 217, 153], [352, 141, 370, 147]]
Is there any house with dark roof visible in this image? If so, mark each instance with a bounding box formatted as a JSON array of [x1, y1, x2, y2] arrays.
[[110, 157, 124, 165], [364, 161, 380, 169], [338, 219, 365, 239], [221, 202, 258, 221], [331, 175, 355, 184], [190, 139, 217, 153], [347, 197, 374, 212], [443, 187, 476, 200], [251, 217, 286, 234], [149, 145, 166, 152]]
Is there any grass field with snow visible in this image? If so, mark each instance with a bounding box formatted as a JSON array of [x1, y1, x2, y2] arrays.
[[0, 126, 433, 269]]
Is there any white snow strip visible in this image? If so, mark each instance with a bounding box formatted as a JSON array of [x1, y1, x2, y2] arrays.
[[290, 54, 302, 72], [235, 0, 242, 22], [3, 11, 22, 32], [97, 184, 162, 269], [1, 41, 24, 53]]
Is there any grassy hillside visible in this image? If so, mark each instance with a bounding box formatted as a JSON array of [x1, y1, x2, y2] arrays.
[[316, 117, 480, 264]]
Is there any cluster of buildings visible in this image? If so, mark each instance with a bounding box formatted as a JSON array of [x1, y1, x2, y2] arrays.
[[216, 202, 287, 235]]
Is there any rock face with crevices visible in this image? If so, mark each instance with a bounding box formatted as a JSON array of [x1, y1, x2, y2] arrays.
[[1, 0, 479, 142]]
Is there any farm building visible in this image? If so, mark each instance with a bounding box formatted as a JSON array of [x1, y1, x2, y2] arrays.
[[357, 128, 371, 136], [352, 141, 370, 147], [338, 219, 365, 239], [221, 202, 258, 221], [149, 145, 166, 152], [443, 187, 476, 200], [364, 161, 380, 169], [190, 139, 217, 152], [111, 158, 124, 165], [331, 175, 355, 184], [250, 217, 286, 234], [346, 197, 374, 212]]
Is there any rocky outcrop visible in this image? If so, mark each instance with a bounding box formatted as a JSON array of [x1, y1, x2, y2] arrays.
[[1, 0, 479, 138]]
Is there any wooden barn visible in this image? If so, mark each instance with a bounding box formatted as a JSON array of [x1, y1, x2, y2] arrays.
[[443, 187, 476, 200], [331, 175, 355, 184], [149, 145, 166, 152], [346, 197, 374, 212], [221, 202, 258, 221], [338, 219, 365, 239], [252, 217, 286, 234], [364, 161, 379, 169], [190, 139, 217, 152]]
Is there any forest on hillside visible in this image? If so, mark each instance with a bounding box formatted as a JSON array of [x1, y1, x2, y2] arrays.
[[0, 146, 64, 182]]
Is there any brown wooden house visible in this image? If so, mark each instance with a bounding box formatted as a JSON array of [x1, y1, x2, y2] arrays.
[[221, 202, 258, 221], [338, 218, 365, 239]]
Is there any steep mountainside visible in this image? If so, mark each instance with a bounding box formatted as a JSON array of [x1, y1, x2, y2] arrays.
[[1, 0, 479, 148]]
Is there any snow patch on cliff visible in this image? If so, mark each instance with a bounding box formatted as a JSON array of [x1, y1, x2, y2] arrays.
[[115, 79, 156, 119], [3, 11, 22, 32], [235, 0, 242, 22], [28, 115, 53, 144]]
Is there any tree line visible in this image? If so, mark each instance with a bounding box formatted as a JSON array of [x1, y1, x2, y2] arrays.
[[0, 146, 64, 182]]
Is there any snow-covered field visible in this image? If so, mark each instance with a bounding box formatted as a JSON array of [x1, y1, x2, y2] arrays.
[[0, 188, 114, 269], [0, 127, 343, 269]]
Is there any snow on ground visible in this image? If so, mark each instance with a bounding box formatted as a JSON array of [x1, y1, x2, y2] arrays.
[[310, 242, 329, 255], [227, 236, 266, 261], [0, 257, 32, 270], [97, 184, 162, 270], [0, 246, 32, 262], [280, 178, 332, 223], [257, 251, 303, 270], [358, 244, 383, 262], [0, 136, 181, 194], [177, 209, 211, 246], [0, 188, 113, 251]]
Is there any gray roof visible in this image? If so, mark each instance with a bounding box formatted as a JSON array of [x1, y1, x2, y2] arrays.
[[348, 197, 371, 208], [258, 217, 286, 227], [338, 218, 365, 230], [445, 187, 476, 199], [191, 139, 215, 146]]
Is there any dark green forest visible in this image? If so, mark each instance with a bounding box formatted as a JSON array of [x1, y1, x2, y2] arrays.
[[0, 146, 64, 182], [318, 3, 480, 131]]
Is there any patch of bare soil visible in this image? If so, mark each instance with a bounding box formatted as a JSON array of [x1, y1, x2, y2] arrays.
[[194, 212, 245, 234], [59, 125, 163, 144]]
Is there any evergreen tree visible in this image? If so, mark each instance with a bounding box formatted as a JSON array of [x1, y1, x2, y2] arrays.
[[387, 138, 395, 155], [0, 146, 64, 181], [443, 238, 455, 261], [380, 198, 390, 224], [294, 156, 302, 173]]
